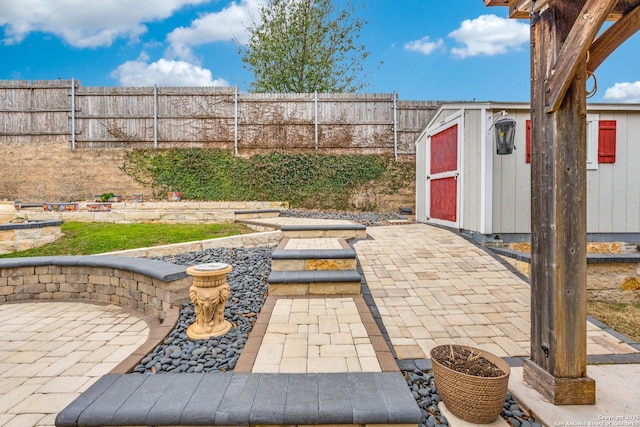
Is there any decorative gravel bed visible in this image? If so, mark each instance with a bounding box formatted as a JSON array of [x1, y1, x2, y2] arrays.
[[133, 246, 272, 374], [280, 208, 404, 226], [133, 210, 537, 427]]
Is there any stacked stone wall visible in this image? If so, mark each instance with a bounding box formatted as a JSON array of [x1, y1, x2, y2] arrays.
[[0, 264, 191, 320]]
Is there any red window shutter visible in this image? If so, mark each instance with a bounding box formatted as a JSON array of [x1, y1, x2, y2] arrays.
[[598, 120, 616, 163], [525, 119, 531, 163]]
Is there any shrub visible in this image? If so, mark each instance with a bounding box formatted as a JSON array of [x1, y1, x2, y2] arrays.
[[121, 149, 414, 210]]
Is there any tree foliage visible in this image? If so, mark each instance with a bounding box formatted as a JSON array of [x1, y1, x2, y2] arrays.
[[241, 0, 370, 93]]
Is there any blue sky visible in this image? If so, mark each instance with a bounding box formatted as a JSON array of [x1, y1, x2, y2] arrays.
[[1, 0, 639, 102]]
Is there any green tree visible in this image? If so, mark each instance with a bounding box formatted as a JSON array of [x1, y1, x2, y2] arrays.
[[241, 0, 370, 93]]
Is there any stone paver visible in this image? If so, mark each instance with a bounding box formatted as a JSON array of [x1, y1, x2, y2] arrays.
[[3, 218, 640, 427], [283, 237, 345, 250], [354, 224, 639, 359], [252, 298, 382, 373], [0, 302, 149, 427]]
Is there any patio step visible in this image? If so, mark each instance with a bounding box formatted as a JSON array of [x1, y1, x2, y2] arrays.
[[56, 372, 421, 427], [267, 269, 362, 295], [281, 224, 367, 239], [271, 247, 357, 271]]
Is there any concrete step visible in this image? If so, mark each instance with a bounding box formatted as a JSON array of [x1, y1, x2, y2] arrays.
[[281, 224, 366, 239], [271, 248, 357, 271], [268, 269, 362, 295]]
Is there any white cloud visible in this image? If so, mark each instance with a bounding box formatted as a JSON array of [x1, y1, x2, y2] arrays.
[[603, 81, 640, 103], [403, 36, 444, 56], [166, 0, 264, 61], [449, 14, 529, 58], [0, 0, 209, 48], [111, 53, 228, 86]]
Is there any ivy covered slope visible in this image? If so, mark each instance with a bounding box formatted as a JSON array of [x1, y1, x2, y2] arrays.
[[121, 149, 414, 210]]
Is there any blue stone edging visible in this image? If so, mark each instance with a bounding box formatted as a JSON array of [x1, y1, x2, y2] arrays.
[[56, 372, 422, 426]]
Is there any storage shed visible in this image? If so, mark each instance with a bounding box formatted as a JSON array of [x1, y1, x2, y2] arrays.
[[415, 102, 640, 242]]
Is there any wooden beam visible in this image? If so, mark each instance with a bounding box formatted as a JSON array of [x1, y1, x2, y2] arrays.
[[544, 0, 617, 113], [483, 0, 508, 6], [509, 0, 532, 19], [527, 0, 595, 405], [588, 5, 640, 73], [486, 0, 639, 21]]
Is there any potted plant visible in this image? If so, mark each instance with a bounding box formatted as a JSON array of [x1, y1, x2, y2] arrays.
[[167, 191, 181, 201], [430, 344, 510, 424]]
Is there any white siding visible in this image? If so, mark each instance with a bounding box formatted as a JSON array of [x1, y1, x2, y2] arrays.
[[587, 109, 640, 233], [461, 109, 482, 233], [415, 102, 640, 236], [491, 109, 532, 234]]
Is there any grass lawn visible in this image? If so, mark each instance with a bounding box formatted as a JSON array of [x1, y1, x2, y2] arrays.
[[0, 221, 254, 257], [587, 300, 640, 343]]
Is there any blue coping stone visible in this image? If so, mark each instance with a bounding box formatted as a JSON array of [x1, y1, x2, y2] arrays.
[[249, 374, 289, 425], [375, 372, 422, 424], [178, 373, 230, 425], [396, 359, 417, 371], [488, 247, 640, 265], [0, 255, 187, 282], [268, 270, 361, 284], [213, 373, 260, 425], [57, 372, 421, 426], [317, 374, 353, 424], [144, 374, 206, 426], [271, 248, 356, 260], [414, 358, 433, 371], [347, 373, 388, 424], [281, 224, 366, 231], [55, 374, 120, 426], [77, 375, 146, 425], [111, 375, 174, 425], [283, 374, 319, 425], [0, 219, 62, 230]]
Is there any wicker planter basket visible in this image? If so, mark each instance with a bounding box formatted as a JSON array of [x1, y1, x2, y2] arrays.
[[430, 344, 510, 424]]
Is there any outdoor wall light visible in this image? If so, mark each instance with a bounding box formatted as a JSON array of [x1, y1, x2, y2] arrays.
[[493, 114, 516, 155]]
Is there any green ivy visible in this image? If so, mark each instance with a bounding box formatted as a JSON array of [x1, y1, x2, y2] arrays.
[[121, 149, 414, 210]]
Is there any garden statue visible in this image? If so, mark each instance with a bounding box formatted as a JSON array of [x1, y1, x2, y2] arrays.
[[185, 263, 232, 339]]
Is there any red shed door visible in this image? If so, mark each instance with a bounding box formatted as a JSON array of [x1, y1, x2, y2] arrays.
[[428, 124, 459, 225]]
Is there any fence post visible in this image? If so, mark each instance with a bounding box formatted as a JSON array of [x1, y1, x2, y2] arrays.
[[393, 91, 398, 161], [153, 85, 158, 148], [314, 91, 318, 151], [234, 85, 238, 156], [71, 78, 76, 150]]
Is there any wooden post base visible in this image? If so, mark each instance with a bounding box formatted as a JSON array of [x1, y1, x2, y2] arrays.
[[523, 359, 596, 405]]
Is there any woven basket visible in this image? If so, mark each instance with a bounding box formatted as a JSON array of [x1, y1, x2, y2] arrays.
[[431, 344, 510, 424]]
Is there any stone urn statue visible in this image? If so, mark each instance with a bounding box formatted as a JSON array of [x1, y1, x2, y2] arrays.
[[185, 263, 232, 340], [0, 201, 15, 224]]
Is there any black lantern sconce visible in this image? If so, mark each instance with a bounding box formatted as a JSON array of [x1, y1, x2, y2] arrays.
[[493, 114, 516, 155]]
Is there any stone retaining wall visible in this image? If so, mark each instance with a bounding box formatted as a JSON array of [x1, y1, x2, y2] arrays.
[[0, 256, 191, 320], [0, 221, 63, 254], [14, 201, 289, 224]]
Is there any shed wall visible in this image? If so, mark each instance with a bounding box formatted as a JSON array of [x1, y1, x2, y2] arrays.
[[416, 103, 640, 238], [491, 109, 533, 234], [587, 109, 640, 234]]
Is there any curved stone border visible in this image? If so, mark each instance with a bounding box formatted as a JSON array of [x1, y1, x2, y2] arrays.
[[0, 255, 190, 321]]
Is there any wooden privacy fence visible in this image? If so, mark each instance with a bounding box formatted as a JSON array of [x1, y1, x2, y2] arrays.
[[0, 79, 441, 158]]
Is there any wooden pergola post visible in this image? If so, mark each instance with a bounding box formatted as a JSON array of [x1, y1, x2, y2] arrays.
[[484, 0, 640, 405]]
